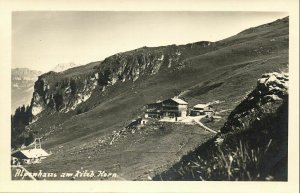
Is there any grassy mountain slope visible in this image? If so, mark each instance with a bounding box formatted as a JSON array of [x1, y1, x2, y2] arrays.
[[19, 17, 288, 180]]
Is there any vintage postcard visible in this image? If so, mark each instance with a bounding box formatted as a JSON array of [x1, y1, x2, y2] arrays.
[[0, 0, 299, 193]]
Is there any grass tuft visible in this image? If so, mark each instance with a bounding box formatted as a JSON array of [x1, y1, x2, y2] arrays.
[[179, 139, 273, 181]]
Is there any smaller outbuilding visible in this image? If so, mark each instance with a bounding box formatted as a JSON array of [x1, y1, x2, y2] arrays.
[[136, 118, 149, 125], [127, 118, 149, 128], [190, 104, 214, 116]]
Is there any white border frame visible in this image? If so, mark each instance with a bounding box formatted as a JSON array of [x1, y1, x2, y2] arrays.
[[0, 0, 298, 193]]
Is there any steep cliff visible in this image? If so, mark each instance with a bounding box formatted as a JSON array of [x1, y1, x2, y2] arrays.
[[31, 71, 98, 115]]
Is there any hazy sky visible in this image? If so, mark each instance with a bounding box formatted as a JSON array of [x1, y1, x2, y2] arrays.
[[12, 11, 288, 72]]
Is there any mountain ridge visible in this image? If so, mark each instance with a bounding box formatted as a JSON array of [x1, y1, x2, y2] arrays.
[[11, 68, 43, 112], [51, 62, 81, 72]]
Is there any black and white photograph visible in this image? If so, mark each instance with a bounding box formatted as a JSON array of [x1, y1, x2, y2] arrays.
[[0, 0, 299, 192], [9, 10, 290, 181]]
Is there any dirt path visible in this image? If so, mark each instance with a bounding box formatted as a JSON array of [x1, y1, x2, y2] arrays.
[[192, 118, 217, 134]]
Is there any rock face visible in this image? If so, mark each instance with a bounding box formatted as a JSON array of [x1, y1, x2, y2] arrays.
[[221, 72, 288, 133], [29, 42, 213, 116], [31, 71, 98, 115]]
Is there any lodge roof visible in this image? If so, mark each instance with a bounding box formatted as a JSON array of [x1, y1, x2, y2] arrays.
[[168, 98, 188, 105], [194, 104, 210, 108]]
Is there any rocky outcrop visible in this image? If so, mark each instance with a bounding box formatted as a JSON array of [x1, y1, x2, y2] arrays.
[[221, 72, 288, 134], [95, 46, 185, 84], [31, 71, 98, 115]]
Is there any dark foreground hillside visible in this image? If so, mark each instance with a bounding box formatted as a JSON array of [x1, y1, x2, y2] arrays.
[[12, 17, 289, 180], [154, 72, 288, 181]]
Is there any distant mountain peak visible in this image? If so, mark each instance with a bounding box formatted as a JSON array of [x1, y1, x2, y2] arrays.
[[51, 62, 81, 72], [11, 68, 43, 112], [12, 68, 43, 76]]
